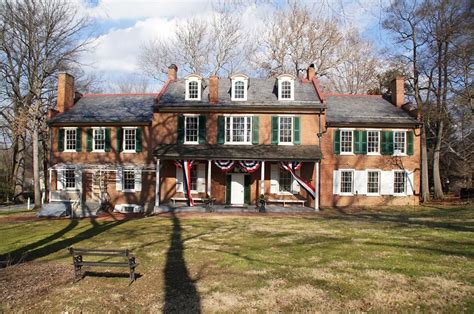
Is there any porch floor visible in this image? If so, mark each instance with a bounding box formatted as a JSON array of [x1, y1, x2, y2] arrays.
[[154, 204, 317, 213]]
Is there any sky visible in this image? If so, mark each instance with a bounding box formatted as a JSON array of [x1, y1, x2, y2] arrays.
[[74, 0, 392, 91]]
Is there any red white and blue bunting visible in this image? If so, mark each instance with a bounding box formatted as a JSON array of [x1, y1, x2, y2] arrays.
[[213, 160, 236, 172], [175, 160, 196, 206], [238, 160, 261, 173], [280, 161, 315, 199]]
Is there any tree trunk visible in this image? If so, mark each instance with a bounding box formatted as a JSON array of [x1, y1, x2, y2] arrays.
[[432, 120, 444, 199], [420, 124, 430, 202], [12, 133, 26, 202], [42, 137, 49, 203], [32, 127, 41, 209]]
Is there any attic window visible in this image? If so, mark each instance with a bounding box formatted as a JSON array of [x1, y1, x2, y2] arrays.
[[231, 75, 248, 101], [278, 76, 294, 100], [185, 76, 201, 101]]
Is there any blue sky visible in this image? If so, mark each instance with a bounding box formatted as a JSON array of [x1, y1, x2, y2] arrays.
[[75, 0, 392, 90]]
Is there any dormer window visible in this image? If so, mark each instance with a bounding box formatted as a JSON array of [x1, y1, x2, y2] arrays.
[[185, 75, 202, 101], [230, 74, 249, 101], [277, 75, 295, 100]]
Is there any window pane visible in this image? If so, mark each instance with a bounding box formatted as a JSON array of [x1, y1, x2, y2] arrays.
[[341, 131, 353, 153], [279, 169, 292, 192], [234, 81, 245, 99], [65, 129, 76, 151], [367, 131, 379, 153], [65, 169, 75, 189], [281, 81, 292, 99], [225, 116, 251, 143], [367, 171, 380, 194], [124, 170, 135, 190], [340, 171, 353, 193], [279, 116, 293, 143], [190, 167, 197, 191], [124, 129, 136, 151], [188, 81, 198, 99], [394, 131, 406, 154], [185, 116, 198, 143], [394, 171, 406, 194], [94, 129, 105, 150]]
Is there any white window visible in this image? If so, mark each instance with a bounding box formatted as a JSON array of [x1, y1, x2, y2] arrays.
[[225, 116, 252, 144], [394, 171, 406, 194], [64, 128, 77, 152], [278, 76, 295, 100], [340, 170, 354, 194], [185, 76, 201, 100], [123, 170, 135, 191], [231, 79, 247, 101], [367, 130, 380, 154], [394, 131, 406, 155], [367, 171, 380, 195], [64, 169, 76, 189], [279, 116, 293, 144], [123, 128, 136, 152], [279, 169, 292, 193], [340, 130, 353, 154], [93, 128, 105, 151], [184, 115, 199, 144]]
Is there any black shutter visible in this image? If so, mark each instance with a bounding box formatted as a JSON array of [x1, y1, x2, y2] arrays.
[[199, 115, 207, 144]]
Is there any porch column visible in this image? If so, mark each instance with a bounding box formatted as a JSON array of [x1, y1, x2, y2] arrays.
[[207, 160, 212, 197], [48, 168, 52, 202], [260, 161, 265, 196], [314, 161, 320, 211], [155, 159, 160, 207]]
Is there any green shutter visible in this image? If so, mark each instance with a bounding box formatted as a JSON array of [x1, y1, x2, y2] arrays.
[[293, 117, 301, 144], [177, 115, 184, 144], [225, 175, 231, 204], [354, 130, 367, 154], [116, 127, 123, 153], [86, 128, 93, 152], [198, 115, 207, 144], [271, 116, 279, 144], [135, 128, 142, 152], [244, 175, 251, 204], [105, 128, 111, 152], [407, 131, 414, 155], [381, 131, 394, 155], [217, 116, 225, 144], [333, 129, 340, 154], [361, 130, 367, 154], [58, 128, 64, 152], [75, 128, 82, 152], [252, 116, 259, 145]]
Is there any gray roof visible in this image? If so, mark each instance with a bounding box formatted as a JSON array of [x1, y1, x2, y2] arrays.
[[49, 95, 157, 125], [155, 144, 322, 161], [158, 78, 323, 108], [325, 95, 419, 125]]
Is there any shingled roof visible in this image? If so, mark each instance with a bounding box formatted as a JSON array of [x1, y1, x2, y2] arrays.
[[325, 95, 419, 126], [48, 94, 157, 125]]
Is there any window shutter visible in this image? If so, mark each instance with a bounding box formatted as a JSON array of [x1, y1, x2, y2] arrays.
[[58, 128, 64, 152], [407, 171, 415, 195], [177, 115, 184, 144], [333, 170, 340, 195], [293, 116, 301, 144], [116, 167, 123, 191], [381, 131, 394, 155], [116, 128, 123, 153], [380, 171, 393, 195], [361, 131, 367, 154], [244, 175, 251, 204], [225, 175, 231, 204], [198, 115, 207, 144], [105, 128, 111, 152], [271, 116, 279, 144], [291, 168, 301, 194], [134, 169, 142, 192], [217, 116, 225, 144], [407, 131, 414, 155], [354, 170, 367, 195], [270, 164, 279, 193], [135, 128, 142, 152], [354, 130, 361, 154], [76, 128, 82, 152], [86, 128, 93, 152], [197, 163, 206, 192], [175, 166, 183, 192], [333, 130, 340, 154], [57, 169, 64, 190], [74, 168, 82, 191], [252, 116, 259, 145]]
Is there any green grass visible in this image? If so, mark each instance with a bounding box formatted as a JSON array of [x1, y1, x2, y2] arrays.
[[1, 205, 473, 312]]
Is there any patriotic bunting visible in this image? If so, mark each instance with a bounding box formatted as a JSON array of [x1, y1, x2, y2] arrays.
[[175, 160, 195, 206], [238, 160, 261, 173], [213, 160, 236, 172], [280, 161, 315, 199]]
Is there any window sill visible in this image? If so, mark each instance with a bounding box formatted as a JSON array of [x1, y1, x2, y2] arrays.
[[393, 153, 407, 157], [63, 150, 77, 153], [224, 142, 252, 145], [122, 150, 137, 153], [184, 142, 199, 145], [92, 150, 106, 153], [366, 193, 381, 197], [392, 193, 408, 197], [278, 142, 294, 146], [340, 152, 354, 156], [123, 189, 136, 193], [338, 193, 354, 196], [367, 152, 381, 156]]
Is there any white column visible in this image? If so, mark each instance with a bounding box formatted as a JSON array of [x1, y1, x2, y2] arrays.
[[48, 168, 52, 202], [155, 159, 160, 207], [260, 161, 265, 196], [314, 161, 320, 211], [207, 160, 212, 197]]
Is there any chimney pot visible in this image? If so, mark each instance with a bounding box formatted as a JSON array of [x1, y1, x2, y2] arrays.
[[209, 75, 219, 104], [168, 64, 178, 81], [307, 64, 316, 81], [391, 76, 405, 108], [57, 72, 75, 113]]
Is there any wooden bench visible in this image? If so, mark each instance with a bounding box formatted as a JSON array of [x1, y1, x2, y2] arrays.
[[170, 197, 204, 205], [68, 247, 138, 285], [266, 199, 306, 207]]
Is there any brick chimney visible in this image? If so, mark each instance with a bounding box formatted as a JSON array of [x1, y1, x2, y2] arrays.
[[168, 64, 178, 81], [209, 75, 219, 104], [57, 72, 75, 113], [391, 76, 405, 108], [307, 64, 316, 81]]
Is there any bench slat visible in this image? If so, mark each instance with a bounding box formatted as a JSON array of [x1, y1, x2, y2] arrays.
[[73, 251, 129, 257], [77, 261, 136, 267]]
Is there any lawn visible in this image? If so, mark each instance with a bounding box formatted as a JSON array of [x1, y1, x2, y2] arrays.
[[0, 205, 473, 312]]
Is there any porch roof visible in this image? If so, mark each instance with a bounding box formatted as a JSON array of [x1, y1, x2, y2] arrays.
[[154, 144, 322, 161]]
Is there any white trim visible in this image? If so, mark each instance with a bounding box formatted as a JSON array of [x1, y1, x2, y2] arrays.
[[224, 116, 252, 144], [393, 130, 407, 156], [231, 78, 248, 101], [338, 169, 355, 196], [63, 127, 78, 152], [185, 76, 202, 101], [340, 129, 354, 155], [392, 170, 408, 196], [366, 130, 381, 156], [366, 169, 381, 196], [278, 77, 295, 101], [92, 127, 106, 152], [122, 127, 137, 153], [122, 167, 138, 193], [184, 115, 199, 144], [278, 116, 294, 145]]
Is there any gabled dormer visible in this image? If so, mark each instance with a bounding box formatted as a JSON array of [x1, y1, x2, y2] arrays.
[[230, 74, 249, 101], [277, 74, 295, 101], [185, 74, 203, 101]]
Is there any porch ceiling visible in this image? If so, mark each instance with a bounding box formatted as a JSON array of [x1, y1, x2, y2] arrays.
[[154, 144, 322, 161]]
